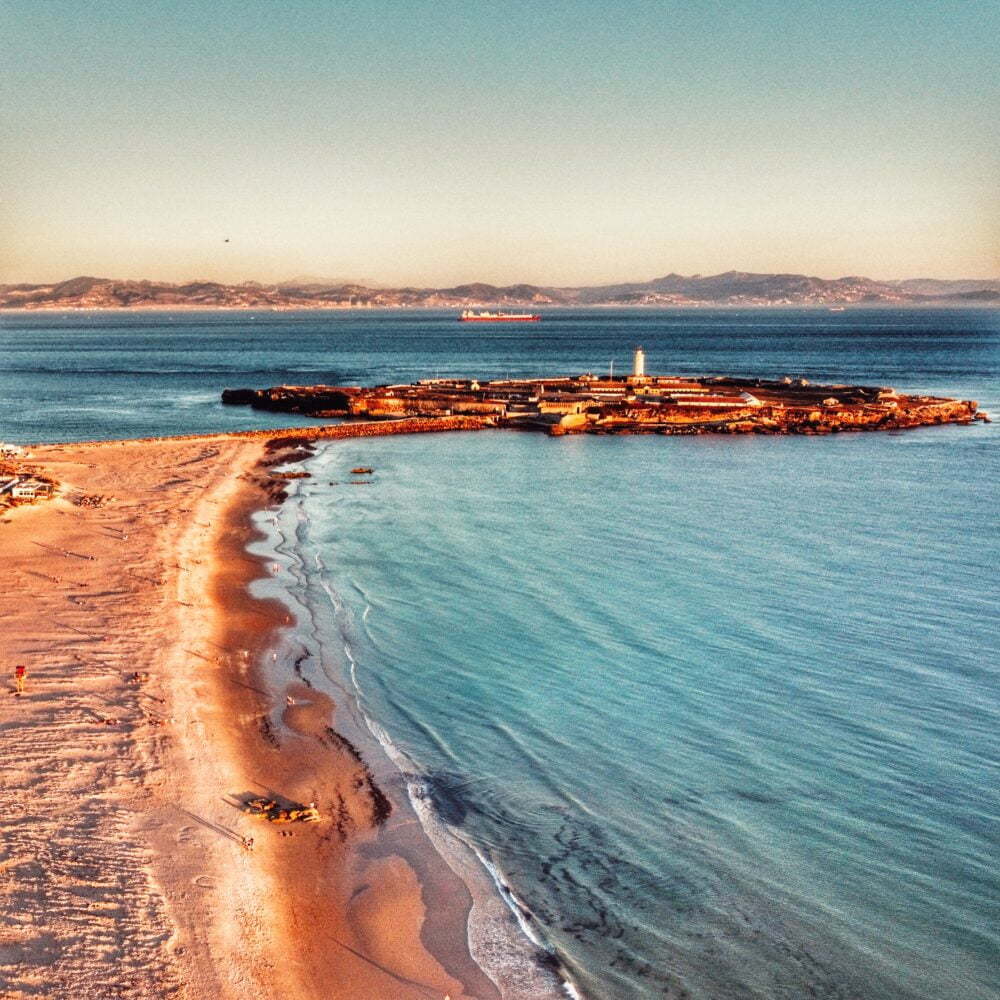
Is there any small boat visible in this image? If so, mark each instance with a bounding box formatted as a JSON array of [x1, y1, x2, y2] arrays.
[[351, 466, 373, 475]]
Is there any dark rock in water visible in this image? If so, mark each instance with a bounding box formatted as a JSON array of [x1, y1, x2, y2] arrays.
[[222, 385, 354, 414], [221, 387, 259, 405], [535, 949, 563, 973], [419, 771, 472, 826]]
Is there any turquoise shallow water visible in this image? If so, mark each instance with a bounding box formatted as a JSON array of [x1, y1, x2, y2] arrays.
[[3, 307, 998, 997], [291, 425, 999, 1000]]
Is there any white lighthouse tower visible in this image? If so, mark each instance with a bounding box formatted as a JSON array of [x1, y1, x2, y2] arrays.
[[633, 346, 646, 378]]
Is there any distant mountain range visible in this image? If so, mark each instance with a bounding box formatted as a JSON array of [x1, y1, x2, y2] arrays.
[[2, 272, 998, 310]]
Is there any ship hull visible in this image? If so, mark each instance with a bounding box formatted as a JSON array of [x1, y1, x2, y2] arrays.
[[458, 316, 541, 322]]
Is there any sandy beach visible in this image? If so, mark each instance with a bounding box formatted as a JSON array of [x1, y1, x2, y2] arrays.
[[0, 433, 497, 1000]]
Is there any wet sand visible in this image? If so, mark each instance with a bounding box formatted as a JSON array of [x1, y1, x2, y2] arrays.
[[0, 433, 497, 1000]]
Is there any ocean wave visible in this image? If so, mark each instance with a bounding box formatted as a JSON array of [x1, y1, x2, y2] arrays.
[[285, 451, 579, 999], [368, 724, 577, 1000]]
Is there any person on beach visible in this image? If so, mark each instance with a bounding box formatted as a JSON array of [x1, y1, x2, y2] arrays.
[[14, 664, 26, 695]]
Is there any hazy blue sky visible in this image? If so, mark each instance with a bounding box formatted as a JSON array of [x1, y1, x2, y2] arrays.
[[2, 0, 998, 284]]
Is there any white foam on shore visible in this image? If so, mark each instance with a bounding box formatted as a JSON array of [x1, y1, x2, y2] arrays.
[[274, 450, 582, 1000], [365, 715, 577, 1000], [468, 843, 584, 1000]]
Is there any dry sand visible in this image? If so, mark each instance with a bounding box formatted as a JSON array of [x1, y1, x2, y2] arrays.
[[0, 434, 498, 1000]]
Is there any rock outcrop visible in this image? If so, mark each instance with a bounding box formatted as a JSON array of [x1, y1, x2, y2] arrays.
[[220, 373, 988, 438]]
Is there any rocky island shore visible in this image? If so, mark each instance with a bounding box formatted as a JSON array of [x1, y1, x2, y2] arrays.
[[222, 369, 987, 437]]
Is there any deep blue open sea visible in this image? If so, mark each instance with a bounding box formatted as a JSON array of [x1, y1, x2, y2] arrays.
[[3, 308, 998, 998]]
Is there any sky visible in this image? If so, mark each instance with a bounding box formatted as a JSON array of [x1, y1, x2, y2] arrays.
[[2, 0, 998, 286]]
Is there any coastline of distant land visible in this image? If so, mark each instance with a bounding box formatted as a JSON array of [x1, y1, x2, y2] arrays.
[[2, 271, 999, 310]]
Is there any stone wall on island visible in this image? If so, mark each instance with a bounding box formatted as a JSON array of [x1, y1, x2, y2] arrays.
[[573, 397, 983, 436]]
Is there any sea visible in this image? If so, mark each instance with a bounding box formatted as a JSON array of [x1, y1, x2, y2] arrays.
[[3, 307, 998, 999]]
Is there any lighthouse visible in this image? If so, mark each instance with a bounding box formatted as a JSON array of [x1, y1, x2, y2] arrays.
[[633, 346, 645, 378]]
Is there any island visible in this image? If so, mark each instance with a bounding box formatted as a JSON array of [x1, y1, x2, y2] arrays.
[[222, 351, 987, 437]]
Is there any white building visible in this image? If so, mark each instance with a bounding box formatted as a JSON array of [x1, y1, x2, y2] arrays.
[[1, 476, 53, 500]]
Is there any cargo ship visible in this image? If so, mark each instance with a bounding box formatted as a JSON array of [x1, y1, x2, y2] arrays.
[[458, 309, 541, 322]]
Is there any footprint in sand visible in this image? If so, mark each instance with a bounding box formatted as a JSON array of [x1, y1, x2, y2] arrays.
[[193, 875, 217, 890], [176, 825, 200, 846]]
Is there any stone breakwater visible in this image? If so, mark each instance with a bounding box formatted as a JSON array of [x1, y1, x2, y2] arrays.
[[29, 415, 495, 450]]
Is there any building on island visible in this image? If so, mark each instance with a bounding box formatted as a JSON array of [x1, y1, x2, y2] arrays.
[[220, 368, 987, 436], [632, 346, 645, 379]]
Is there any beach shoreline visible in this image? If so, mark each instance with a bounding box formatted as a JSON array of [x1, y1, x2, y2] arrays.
[[263, 446, 577, 1000], [0, 432, 500, 1000]]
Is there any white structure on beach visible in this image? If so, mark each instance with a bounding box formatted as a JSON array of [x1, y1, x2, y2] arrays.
[[0, 476, 53, 500]]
